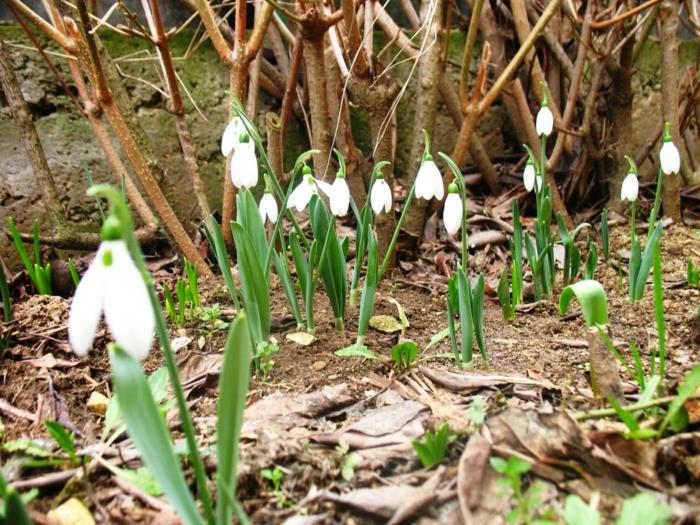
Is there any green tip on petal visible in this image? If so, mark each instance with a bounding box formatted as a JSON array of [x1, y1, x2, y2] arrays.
[[239, 132, 250, 143], [447, 182, 458, 194], [100, 214, 122, 241], [102, 249, 113, 267], [662, 121, 672, 143]]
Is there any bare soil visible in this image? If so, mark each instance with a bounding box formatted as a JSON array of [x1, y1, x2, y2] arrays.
[[1, 223, 699, 524]]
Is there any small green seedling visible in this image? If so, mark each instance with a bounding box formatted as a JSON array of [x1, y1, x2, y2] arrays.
[[67, 259, 80, 287], [391, 340, 419, 372], [490, 455, 556, 525], [162, 259, 201, 326], [497, 267, 516, 321], [0, 472, 35, 525], [253, 341, 279, 381], [616, 493, 671, 525], [584, 240, 598, 280], [335, 441, 362, 481], [412, 423, 452, 468], [261, 466, 290, 508], [44, 420, 80, 466], [7, 218, 52, 295], [600, 209, 609, 263], [564, 494, 600, 525], [468, 395, 486, 426]]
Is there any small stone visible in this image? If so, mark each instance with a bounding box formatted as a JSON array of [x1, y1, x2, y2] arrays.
[[86, 392, 109, 416], [311, 360, 327, 371], [171, 336, 192, 353], [47, 498, 95, 525]]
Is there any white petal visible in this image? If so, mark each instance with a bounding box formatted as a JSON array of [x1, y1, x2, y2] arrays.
[[415, 164, 431, 200], [259, 194, 278, 224], [231, 142, 258, 190], [371, 179, 392, 214], [68, 246, 108, 357], [620, 173, 638, 202], [660, 142, 680, 175], [221, 118, 241, 157], [535, 175, 543, 192], [443, 193, 462, 235], [315, 178, 334, 198], [330, 179, 350, 216], [536, 107, 554, 137], [288, 181, 313, 212], [102, 241, 155, 361], [523, 164, 535, 192]]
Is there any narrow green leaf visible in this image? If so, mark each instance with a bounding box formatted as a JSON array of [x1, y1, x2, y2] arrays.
[[335, 344, 380, 360], [273, 250, 303, 327], [216, 313, 252, 525], [109, 346, 203, 525], [457, 269, 474, 365], [659, 364, 700, 434], [356, 232, 378, 340], [559, 280, 609, 327]]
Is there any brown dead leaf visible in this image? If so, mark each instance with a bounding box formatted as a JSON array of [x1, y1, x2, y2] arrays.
[[23, 353, 79, 369], [458, 432, 492, 524], [420, 366, 556, 393]]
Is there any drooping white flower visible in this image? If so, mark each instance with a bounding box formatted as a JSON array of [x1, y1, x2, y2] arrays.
[[370, 175, 392, 215], [443, 183, 463, 235], [536, 105, 554, 137], [317, 174, 350, 217], [659, 123, 680, 175], [230, 135, 259, 190], [68, 235, 154, 361], [287, 171, 319, 212], [258, 191, 278, 224], [523, 159, 536, 192], [221, 116, 244, 157], [415, 158, 444, 200], [620, 172, 638, 202]]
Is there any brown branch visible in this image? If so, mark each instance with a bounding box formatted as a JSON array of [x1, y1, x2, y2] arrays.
[[246, 2, 274, 60], [458, 0, 484, 110], [0, 37, 65, 226], [16, 226, 160, 250], [191, 0, 232, 63], [281, 34, 303, 134], [342, 0, 370, 78], [4, 0, 75, 51], [591, 0, 662, 29], [144, 0, 211, 221]]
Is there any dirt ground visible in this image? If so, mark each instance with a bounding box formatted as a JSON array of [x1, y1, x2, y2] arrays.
[[1, 222, 699, 524]]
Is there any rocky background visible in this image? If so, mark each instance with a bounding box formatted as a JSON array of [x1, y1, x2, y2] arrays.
[[0, 18, 694, 268]]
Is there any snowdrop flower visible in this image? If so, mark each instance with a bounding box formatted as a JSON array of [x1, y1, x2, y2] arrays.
[[620, 172, 638, 202], [415, 156, 444, 201], [523, 157, 536, 192], [442, 183, 463, 235], [659, 122, 680, 175], [230, 134, 259, 190], [287, 167, 319, 212], [221, 116, 244, 157], [68, 217, 154, 361], [317, 172, 350, 217], [370, 173, 392, 215], [535, 98, 554, 137], [258, 189, 278, 224]]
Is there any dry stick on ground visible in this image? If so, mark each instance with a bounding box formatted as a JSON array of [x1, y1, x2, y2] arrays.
[[193, 0, 273, 249], [660, 0, 683, 222], [266, 112, 285, 185], [141, 0, 211, 221]]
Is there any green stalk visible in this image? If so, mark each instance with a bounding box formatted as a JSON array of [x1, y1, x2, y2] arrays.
[[438, 152, 469, 270], [263, 167, 303, 278], [646, 167, 664, 240], [89, 186, 215, 525], [356, 232, 379, 345], [378, 182, 416, 281], [653, 240, 666, 381], [0, 255, 10, 322], [205, 216, 241, 311], [309, 214, 337, 333]]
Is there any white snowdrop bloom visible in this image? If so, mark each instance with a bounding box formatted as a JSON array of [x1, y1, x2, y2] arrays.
[[415, 158, 444, 201], [317, 174, 350, 217], [68, 234, 154, 361], [523, 160, 536, 192], [221, 116, 244, 157], [660, 131, 680, 175], [230, 135, 259, 190], [620, 172, 638, 202], [370, 176, 392, 215], [258, 191, 278, 224], [536, 105, 554, 137], [443, 183, 463, 236], [287, 172, 319, 212]]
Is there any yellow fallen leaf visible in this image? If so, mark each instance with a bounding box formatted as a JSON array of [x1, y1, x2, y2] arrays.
[[369, 315, 402, 333], [286, 332, 316, 346], [86, 392, 109, 416], [47, 498, 95, 525]]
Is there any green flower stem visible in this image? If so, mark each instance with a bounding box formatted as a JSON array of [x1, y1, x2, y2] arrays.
[[437, 152, 469, 271], [311, 215, 335, 295], [263, 167, 303, 278], [89, 186, 215, 525], [647, 167, 664, 240], [0, 255, 10, 322], [378, 181, 417, 281], [575, 393, 700, 421]]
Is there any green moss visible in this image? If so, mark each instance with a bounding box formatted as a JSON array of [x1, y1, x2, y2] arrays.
[[635, 39, 699, 86], [349, 106, 373, 157]]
